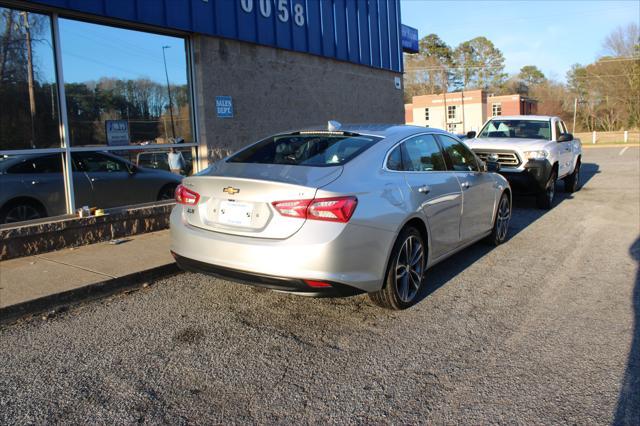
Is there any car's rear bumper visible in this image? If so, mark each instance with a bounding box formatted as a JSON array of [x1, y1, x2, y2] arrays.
[[169, 206, 396, 293], [172, 252, 362, 296]]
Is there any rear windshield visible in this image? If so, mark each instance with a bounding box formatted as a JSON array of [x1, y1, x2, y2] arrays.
[[227, 133, 381, 167], [479, 119, 551, 140]]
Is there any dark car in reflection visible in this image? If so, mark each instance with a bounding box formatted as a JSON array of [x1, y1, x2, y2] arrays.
[[0, 152, 182, 224]]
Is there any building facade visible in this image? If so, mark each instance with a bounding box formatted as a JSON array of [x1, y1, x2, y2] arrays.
[[0, 0, 410, 227], [405, 90, 537, 134]]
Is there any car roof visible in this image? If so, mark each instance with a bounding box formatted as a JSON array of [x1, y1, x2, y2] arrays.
[[488, 115, 557, 121], [289, 123, 452, 139]]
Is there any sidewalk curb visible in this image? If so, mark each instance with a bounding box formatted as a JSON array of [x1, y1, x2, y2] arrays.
[[0, 262, 180, 325]]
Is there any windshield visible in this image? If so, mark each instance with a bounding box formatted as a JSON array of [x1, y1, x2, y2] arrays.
[[478, 119, 551, 140], [227, 133, 381, 167]]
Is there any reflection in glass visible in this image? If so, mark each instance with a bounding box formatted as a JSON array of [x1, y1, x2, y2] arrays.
[[70, 149, 192, 211], [59, 19, 192, 147], [0, 7, 59, 150], [0, 153, 66, 223]]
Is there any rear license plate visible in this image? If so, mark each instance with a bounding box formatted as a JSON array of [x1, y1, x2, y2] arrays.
[[218, 200, 253, 227]]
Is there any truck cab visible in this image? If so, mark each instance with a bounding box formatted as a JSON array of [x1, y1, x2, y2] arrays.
[[465, 115, 582, 209]]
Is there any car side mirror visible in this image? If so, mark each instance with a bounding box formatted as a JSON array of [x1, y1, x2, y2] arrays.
[[557, 133, 573, 142], [466, 131, 477, 139], [486, 161, 500, 173]]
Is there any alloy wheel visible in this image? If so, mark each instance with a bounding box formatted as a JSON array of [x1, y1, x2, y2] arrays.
[[4, 205, 41, 223], [496, 196, 511, 241], [395, 235, 424, 303]]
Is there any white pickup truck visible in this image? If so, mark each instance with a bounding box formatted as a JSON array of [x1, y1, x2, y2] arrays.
[[464, 115, 582, 209]]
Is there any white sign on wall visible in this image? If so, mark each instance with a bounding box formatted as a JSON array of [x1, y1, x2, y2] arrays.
[[105, 120, 130, 146]]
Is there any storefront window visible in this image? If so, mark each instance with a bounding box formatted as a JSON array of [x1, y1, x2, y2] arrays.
[[58, 19, 193, 147], [0, 8, 59, 150], [70, 147, 194, 211]]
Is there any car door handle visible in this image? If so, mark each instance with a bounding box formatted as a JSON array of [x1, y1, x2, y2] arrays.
[[461, 181, 471, 189], [31, 180, 40, 185], [90, 178, 99, 182], [417, 185, 431, 194]]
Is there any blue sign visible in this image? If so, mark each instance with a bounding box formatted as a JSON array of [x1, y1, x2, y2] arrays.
[[27, 0, 403, 72], [216, 96, 234, 118], [401, 24, 419, 54]]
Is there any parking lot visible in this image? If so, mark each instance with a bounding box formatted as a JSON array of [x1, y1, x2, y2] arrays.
[[0, 146, 638, 424]]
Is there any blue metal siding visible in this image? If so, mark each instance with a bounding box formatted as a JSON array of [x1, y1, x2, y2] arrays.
[[25, 0, 402, 72]]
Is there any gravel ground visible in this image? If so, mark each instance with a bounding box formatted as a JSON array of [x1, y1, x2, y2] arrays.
[[1, 147, 638, 424]]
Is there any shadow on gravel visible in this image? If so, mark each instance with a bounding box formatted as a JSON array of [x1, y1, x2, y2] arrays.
[[614, 237, 640, 425], [414, 162, 601, 305]]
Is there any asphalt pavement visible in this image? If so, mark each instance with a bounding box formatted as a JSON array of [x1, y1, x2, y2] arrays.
[[1, 146, 638, 424]]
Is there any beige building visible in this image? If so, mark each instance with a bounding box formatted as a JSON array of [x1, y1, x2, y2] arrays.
[[405, 90, 537, 134]]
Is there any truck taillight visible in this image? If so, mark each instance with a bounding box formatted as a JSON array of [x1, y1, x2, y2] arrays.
[[272, 196, 357, 223], [175, 184, 200, 205]]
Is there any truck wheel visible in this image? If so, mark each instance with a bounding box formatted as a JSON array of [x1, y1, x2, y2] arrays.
[[536, 170, 557, 210], [487, 192, 511, 246], [369, 226, 426, 310], [563, 161, 581, 193]]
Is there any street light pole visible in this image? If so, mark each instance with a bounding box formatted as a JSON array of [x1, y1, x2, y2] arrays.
[[572, 98, 578, 134], [162, 45, 176, 140]]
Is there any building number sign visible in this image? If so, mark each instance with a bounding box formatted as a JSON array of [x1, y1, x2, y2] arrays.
[[240, 0, 305, 26]]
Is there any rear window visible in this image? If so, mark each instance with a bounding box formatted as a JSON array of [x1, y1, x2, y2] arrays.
[[227, 133, 381, 167]]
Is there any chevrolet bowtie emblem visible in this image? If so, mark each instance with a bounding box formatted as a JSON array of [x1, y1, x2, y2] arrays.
[[223, 186, 240, 195]]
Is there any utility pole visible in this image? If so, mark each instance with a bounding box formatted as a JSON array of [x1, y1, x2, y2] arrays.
[[572, 98, 578, 134], [442, 68, 448, 131], [162, 45, 176, 140], [21, 12, 37, 148]]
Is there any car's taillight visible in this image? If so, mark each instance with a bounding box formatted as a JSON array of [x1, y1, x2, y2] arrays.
[[272, 196, 357, 223], [175, 184, 200, 205]]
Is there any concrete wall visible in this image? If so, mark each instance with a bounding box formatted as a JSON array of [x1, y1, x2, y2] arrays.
[[192, 36, 404, 166]]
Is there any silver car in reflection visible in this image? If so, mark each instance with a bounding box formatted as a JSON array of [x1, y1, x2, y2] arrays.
[[0, 152, 182, 224], [171, 123, 511, 309]]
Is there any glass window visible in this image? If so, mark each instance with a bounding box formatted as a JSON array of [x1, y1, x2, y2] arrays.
[[58, 18, 192, 147], [386, 145, 403, 171], [424, 108, 429, 121], [228, 134, 381, 167], [437, 135, 479, 172], [492, 103, 502, 116], [447, 105, 456, 120], [401, 134, 446, 172], [478, 119, 551, 140], [70, 149, 190, 210], [0, 153, 67, 223], [0, 8, 59, 150]]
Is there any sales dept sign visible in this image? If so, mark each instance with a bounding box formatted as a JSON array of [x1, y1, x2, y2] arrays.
[[105, 120, 130, 146], [216, 96, 234, 118]]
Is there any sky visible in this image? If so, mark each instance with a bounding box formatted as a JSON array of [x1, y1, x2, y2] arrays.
[[400, 0, 640, 81]]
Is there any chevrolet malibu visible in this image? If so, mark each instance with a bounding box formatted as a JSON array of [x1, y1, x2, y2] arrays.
[[170, 123, 511, 309]]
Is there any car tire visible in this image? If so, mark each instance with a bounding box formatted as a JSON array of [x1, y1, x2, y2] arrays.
[[369, 226, 426, 310], [536, 169, 557, 210], [158, 184, 178, 201], [0, 200, 46, 224], [563, 160, 581, 193], [486, 192, 511, 246]]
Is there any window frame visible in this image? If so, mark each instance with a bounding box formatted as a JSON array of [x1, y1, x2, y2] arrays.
[[424, 107, 430, 122], [492, 103, 502, 116], [447, 105, 457, 120]]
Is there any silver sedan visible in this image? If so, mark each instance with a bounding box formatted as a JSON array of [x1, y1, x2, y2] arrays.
[[170, 123, 511, 309]]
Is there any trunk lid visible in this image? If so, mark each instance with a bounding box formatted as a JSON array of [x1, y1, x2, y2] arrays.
[[182, 162, 343, 239]]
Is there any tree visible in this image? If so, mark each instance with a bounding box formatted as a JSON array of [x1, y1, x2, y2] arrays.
[[452, 36, 507, 91], [603, 22, 639, 57], [403, 34, 454, 102], [519, 65, 546, 87]]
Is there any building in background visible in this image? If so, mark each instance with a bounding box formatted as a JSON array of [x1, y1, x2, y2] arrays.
[[405, 90, 537, 133], [0, 0, 415, 227]]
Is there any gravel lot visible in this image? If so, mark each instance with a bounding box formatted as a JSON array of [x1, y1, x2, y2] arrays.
[[1, 146, 638, 424]]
